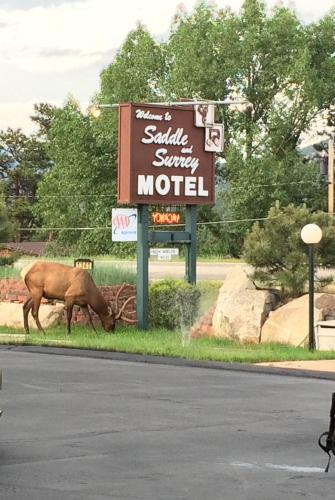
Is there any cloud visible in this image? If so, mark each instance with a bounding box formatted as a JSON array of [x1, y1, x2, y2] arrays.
[[1, 0, 334, 134], [38, 48, 84, 58], [0, 0, 117, 72], [0, 0, 196, 73], [0, 101, 42, 134], [1, 0, 334, 74], [0, 99, 90, 134]]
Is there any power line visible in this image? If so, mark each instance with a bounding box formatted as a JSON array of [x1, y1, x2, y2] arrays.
[[16, 215, 283, 232], [6, 193, 113, 199], [229, 180, 320, 190], [4, 180, 321, 199], [151, 215, 282, 228], [17, 226, 111, 231]]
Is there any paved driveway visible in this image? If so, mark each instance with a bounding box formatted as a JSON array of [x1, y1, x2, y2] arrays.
[[148, 260, 243, 281], [0, 348, 334, 500]]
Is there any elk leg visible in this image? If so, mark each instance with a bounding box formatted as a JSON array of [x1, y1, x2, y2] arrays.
[[31, 295, 45, 334], [82, 305, 96, 332], [64, 302, 74, 335], [23, 297, 33, 334]]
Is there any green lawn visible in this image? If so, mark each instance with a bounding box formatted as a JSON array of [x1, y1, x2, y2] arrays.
[[1, 325, 335, 364]]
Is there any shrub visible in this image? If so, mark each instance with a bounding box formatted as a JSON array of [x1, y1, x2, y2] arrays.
[[243, 203, 335, 298], [0, 253, 19, 267], [196, 225, 232, 257], [149, 279, 201, 330]]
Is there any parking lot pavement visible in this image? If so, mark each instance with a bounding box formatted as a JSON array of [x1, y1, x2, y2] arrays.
[[0, 348, 334, 500]]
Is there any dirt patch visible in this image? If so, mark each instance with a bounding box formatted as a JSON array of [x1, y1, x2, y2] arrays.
[[257, 360, 335, 372]]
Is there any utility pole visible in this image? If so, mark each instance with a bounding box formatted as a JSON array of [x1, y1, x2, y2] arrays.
[[328, 138, 334, 215]]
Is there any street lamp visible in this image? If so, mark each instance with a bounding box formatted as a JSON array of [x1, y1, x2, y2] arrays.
[[300, 223, 323, 351]]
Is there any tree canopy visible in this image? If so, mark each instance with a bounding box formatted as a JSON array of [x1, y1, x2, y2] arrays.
[[0, 192, 14, 243], [31, 0, 335, 255], [0, 128, 50, 240]]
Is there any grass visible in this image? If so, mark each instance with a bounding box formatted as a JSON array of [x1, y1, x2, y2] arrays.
[[0, 267, 20, 279], [0, 260, 136, 285], [1, 325, 335, 364]]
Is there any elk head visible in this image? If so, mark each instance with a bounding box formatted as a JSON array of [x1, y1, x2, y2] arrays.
[[101, 305, 116, 332]]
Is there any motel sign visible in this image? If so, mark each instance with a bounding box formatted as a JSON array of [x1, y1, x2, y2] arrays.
[[118, 104, 215, 205]]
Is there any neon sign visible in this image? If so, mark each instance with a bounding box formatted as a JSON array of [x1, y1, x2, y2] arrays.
[[151, 212, 181, 225]]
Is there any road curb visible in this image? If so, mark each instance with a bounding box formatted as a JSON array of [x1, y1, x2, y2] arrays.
[[1, 344, 335, 381]]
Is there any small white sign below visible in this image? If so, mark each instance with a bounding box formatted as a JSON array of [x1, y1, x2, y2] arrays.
[[158, 254, 172, 261], [150, 248, 179, 260], [112, 208, 137, 242]]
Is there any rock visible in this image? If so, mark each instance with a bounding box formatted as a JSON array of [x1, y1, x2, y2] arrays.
[[0, 302, 64, 330], [261, 294, 327, 347], [212, 266, 279, 343], [315, 294, 335, 320]]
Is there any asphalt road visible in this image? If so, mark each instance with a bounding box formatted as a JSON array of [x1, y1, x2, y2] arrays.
[[147, 260, 243, 281], [0, 348, 334, 500], [147, 261, 335, 281]]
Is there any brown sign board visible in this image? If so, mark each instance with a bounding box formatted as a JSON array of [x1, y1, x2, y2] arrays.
[[118, 103, 215, 205]]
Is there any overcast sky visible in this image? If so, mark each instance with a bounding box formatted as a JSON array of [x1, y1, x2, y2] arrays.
[[1, 0, 334, 134]]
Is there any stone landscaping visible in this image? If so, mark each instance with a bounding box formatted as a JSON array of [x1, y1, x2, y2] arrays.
[[192, 266, 335, 347]]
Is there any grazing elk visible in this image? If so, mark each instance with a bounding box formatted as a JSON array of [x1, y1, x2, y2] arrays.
[[21, 261, 135, 335]]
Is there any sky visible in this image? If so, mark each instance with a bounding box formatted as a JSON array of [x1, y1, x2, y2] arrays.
[[0, 0, 334, 134]]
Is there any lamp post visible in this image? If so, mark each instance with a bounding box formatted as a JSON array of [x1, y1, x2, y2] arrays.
[[300, 223, 323, 351]]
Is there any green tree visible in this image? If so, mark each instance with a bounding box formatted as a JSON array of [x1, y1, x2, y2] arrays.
[[35, 98, 116, 254], [221, 148, 325, 248], [31, 102, 57, 138], [100, 23, 164, 103], [244, 203, 335, 298], [34, 2, 335, 256], [163, 1, 333, 252], [0, 192, 14, 242], [36, 26, 164, 255], [0, 128, 50, 240]]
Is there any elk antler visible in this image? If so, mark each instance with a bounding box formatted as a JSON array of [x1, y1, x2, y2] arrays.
[[114, 284, 137, 324]]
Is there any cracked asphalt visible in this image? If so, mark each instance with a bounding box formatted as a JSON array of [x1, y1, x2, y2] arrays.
[[0, 347, 334, 499]]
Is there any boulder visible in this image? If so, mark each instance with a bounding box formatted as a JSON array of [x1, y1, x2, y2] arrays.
[[260, 293, 333, 347], [315, 294, 335, 320], [212, 266, 279, 343], [0, 302, 64, 330]]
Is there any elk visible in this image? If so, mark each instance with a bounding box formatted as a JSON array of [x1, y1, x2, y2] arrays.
[[21, 261, 131, 335]]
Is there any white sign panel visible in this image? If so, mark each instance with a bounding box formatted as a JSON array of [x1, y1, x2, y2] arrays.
[[112, 208, 137, 242], [194, 104, 214, 127], [150, 248, 179, 260], [205, 124, 224, 152]]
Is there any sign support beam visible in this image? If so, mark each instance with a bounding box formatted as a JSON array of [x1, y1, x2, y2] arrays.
[[136, 204, 149, 330], [329, 138, 334, 214], [185, 205, 197, 285]]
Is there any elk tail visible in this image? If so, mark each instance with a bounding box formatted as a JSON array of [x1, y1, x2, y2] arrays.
[[20, 262, 36, 281]]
